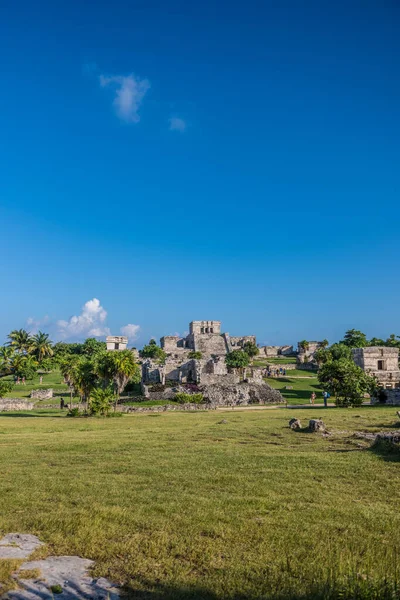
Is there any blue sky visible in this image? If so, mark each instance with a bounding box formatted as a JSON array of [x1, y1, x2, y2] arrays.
[[1, 0, 399, 348]]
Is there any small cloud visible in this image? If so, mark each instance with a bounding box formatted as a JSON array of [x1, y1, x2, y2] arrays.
[[120, 324, 140, 341], [99, 73, 150, 123], [168, 117, 186, 132], [57, 298, 110, 339], [26, 316, 50, 334]]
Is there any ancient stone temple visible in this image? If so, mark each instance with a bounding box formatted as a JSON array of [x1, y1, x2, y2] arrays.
[[352, 347, 400, 389], [142, 320, 284, 406], [106, 336, 128, 351], [160, 320, 256, 357]]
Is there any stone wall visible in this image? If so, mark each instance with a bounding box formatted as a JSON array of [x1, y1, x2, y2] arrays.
[[259, 345, 294, 357], [160, 336, 188, 353], [30, 388, 53, 400], [0, 398, 34, 411], [200, 381, 284, 407], [371, 389, 400, 405], [352, 347, 400, 388], [230, 335, 257, 349]]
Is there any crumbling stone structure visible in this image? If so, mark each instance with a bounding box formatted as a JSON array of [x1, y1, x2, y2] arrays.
[[106, 336, 128, 351], [142, 320, 283, 406], [0, 399, 34, 411], [160, 320, 255, 357], [258, 345, 294, 357], [297, 341, 324, 365], [30, 388, 53, 400], [352, 347, 400, 389]]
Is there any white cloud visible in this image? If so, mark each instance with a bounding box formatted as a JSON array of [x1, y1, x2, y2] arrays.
[[120, 324, 140, 341], [26, 315, 50, 334], [99, 73, 150, 123], [168, 117, 186, 132], [57, 298, 110, 339]]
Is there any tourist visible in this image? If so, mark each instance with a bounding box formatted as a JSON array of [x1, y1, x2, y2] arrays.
[[283, 368, 286, 376], [323, 391, 329, 407], [39, 375, 43, 384], [310, 392, 316, 405], [22, 377, 25, 385]]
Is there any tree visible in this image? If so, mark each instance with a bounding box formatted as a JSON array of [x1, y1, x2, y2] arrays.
[[385, 334, 400, 349], [59, 355, 81, 404], [106, 350, 141, 410], [149, 338, 157, 346], [82, 338, 107, 356], [11, 354, 38, 380], [225, 350, 250, 369], [341, 329, 368, 348], [314, 343, 352, 366], [7, 329, 32, 354], [30, 331, 54, 363], [243, 342, 259, 361], [0, 379, 13, 397], [0, 346, 15, 375], [368, 337, 385, 347], [89, 386, 114, 416], [318, 358, 376, 407], [75, 358, 98, 410], [299, 340, 309, 352], [141, 343, 166, 363], [320, 339, 329, 349], [188, 351, 202, 359]]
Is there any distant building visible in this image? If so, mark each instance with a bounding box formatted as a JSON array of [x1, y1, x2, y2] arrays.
[[297, 341, 325, 365], [352, 347, 400, 389], [106, 336, 128, 351]]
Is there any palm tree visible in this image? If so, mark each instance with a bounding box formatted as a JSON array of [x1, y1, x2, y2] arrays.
[[7, 329, 32, 354], [30, 331, 54, 363], [109, 350, 141, 410], [0, 346, 15, 375]]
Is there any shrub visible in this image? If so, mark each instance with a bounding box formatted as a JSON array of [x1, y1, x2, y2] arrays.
[[0, 379, 13, 397], [90, 387, 114, 416], [67, 407, 81, 417], [174, 392, 204, 404], [188, 351, 202, 359]]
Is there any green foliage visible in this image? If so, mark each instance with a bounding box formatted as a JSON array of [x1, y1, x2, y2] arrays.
[[174, 392, 204, 404], [12, 355, 38, 380], [243, 342, 259, 359], [0, 346, 15, 375], [90, 386, 114, 416], [50, 585, 63, 594], [53, 342, 84, 359], [66, 407, 81, 417], [30, 331, 54, 363], [141, 344, 167, 363], [0, 379, 13, 397], [188, 351, 202, 359], [225, 350, 250, 369], [39, 357, 55, 372], [341, 329, 368, 348], [149, 338, 157, 346], [81, 338, 107, 356], [7, 329, 32, 354], [314, 343, 352, 365], [299, 340, 310, 351], [318, 358, 376, 407]]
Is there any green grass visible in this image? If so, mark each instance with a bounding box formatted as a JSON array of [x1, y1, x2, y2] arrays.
[[1, 407, 400, 599], [2, 369, 69, 400], [253, 356, 297, 366], [267, 375, 324, 404]]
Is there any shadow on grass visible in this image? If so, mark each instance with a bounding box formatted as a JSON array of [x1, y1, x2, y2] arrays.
[[370, 438, 400, 463], [124, 577, 400, 600], [0, 411, 61, 418]]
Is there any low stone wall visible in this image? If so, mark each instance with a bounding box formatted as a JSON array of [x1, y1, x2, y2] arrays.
[[200, 381, 284, 407], [0, 398, 34, 411], [30, 388, 53, 400], [118, 403, 214, 413], [265, 363, 297, 371]]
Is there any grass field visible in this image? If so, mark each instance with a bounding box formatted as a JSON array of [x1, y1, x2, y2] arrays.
[[1, 407, 400, 599], [267, 375, 323, 404], [2, 370, 70, 400]]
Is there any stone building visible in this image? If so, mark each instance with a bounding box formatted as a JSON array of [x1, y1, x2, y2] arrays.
[[160, 320, 256, 357], [106, 336, 128, 351], [352, 347, 400, 389], [258, 345, 294, 357], [297, 341, 324, 365]]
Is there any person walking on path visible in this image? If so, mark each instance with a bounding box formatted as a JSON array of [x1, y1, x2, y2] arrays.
[[310, 392, 316, 405], [323, 391, 329, 407]]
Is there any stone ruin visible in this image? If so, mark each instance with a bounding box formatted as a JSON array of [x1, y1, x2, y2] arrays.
[[258, 345, 294, 357], [296, 341, 324, 366], [0, 399, 34, 412], [30, 388, 53, 400], [141, 320, 284, 406], [353, 347, 400, 390]]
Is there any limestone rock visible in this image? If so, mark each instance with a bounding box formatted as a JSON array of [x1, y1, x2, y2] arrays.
[[30, 389, 53, 400], [309, 419, 325, 432], [289, 418, 301, 430], [0, 534, 43, 560]]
